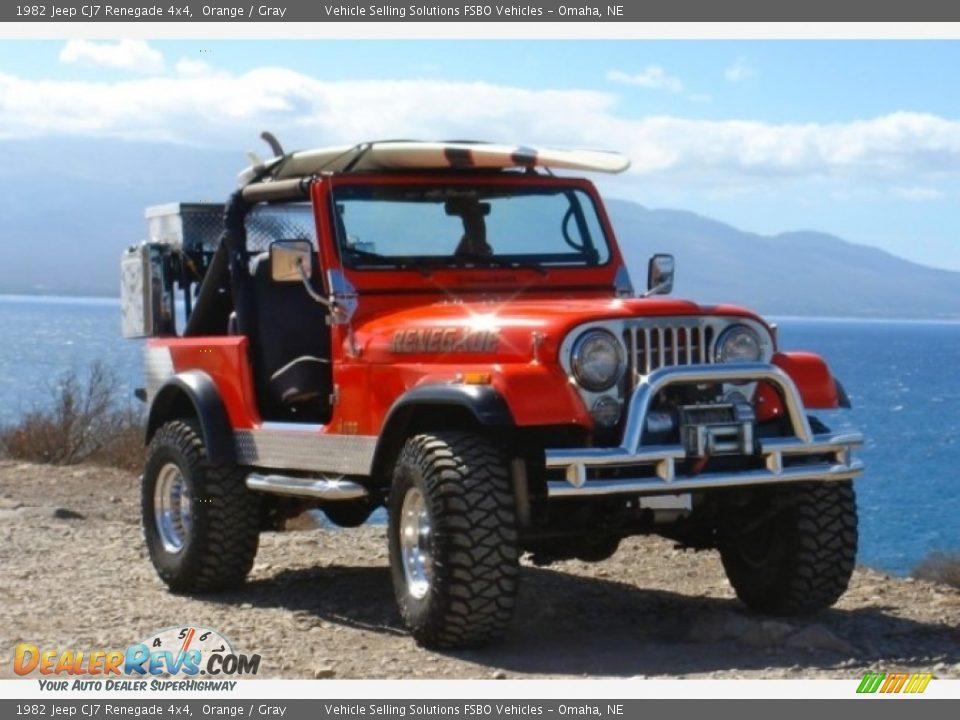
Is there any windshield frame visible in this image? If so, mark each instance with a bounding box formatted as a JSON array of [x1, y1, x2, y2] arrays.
[[326, 173, 614, 273]]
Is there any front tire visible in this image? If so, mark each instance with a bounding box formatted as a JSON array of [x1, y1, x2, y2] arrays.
[[388, 432, 519, 648], [718, 481, 858, 614], [143, 419, 260, 593]]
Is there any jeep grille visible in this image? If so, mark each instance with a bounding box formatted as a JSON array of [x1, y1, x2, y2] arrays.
[[624, 320, 715, 382]]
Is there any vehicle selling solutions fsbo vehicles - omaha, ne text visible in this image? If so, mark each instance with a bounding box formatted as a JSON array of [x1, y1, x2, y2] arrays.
[[121, 138, 863, 648]]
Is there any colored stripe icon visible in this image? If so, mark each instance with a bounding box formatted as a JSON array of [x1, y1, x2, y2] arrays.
[[857, 672, 933, 694]]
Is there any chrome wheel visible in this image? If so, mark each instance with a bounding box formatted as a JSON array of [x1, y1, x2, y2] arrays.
[[399, 486, 432, 599], [154, 462, 192, 554]]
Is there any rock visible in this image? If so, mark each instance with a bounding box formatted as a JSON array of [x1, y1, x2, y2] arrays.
[[785, 625, 855, 654], [741, 620, 795, 647], [1, 506, 84, 521], [491, 670, 507, 679], [686, 612, 753, 643], [109, 496, 122, 504], [314, 666, 336, 679]]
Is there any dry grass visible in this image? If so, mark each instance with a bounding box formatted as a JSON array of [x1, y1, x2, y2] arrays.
[[912, 551, 960, 590], [0, 361, 144, 472]]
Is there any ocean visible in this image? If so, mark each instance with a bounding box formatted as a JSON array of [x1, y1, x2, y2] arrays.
[[0, 294, 957, 576]]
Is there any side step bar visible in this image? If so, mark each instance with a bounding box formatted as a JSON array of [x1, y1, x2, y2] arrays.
[[246, 473, 368, 501]]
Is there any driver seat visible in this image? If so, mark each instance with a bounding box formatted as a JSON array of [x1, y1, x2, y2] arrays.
[[249, 251, 332, 422]]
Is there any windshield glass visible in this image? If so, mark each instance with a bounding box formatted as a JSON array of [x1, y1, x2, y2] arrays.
[[331, 183, 611, 270]]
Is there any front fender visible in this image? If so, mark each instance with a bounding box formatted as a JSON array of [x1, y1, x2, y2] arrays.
[[380, 383, 515, 432], [771, 352, 844, 409], [146, 371, 235, 466], [370, 383, 514, 481]]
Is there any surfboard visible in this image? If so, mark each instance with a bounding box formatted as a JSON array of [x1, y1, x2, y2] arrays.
[[238, 141, 630, 186]]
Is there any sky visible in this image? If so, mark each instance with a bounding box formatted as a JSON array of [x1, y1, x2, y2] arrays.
[[1, 39, 959, 269]]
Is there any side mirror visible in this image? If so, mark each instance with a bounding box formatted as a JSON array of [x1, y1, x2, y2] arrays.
[[270, 239, 313, 282], [645, 254, 675, 296]]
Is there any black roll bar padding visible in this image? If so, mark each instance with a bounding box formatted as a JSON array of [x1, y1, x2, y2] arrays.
[[222, 190, 256, 338]]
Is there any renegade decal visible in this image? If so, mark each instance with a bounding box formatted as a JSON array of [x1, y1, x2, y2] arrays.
[[391, 328, 499, 354]]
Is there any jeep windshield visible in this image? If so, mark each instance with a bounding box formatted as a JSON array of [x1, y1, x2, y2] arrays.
[[331, 182, 611, 271]]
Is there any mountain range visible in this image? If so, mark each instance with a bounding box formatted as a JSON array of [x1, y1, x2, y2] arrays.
[[1, 138, 958, 319]]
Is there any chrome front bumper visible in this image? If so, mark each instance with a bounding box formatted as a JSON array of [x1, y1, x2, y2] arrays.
[[544, 363, 863, 498]]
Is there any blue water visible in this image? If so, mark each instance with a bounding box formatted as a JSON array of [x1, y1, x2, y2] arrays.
[[772, 317, 960, 576], [0, 295, 957, 575]]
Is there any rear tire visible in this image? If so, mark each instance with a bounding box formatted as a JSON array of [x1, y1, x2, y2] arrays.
[[143, 419, 260, 593], [388, 432, 519, 648], [718, 481, 858, 614]]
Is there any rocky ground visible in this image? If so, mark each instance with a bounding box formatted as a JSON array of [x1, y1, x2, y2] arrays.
[[0, 459, 958, 680]]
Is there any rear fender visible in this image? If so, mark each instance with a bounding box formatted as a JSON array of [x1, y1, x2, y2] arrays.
[[146, 371, 235, 466]]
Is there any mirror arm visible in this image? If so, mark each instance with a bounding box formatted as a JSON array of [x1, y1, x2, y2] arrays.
[[639, 282, 669, 298], [296, 259, 336, 310]]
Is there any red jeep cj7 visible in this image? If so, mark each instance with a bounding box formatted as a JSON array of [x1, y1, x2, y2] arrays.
[[121, 140, 863, 648]]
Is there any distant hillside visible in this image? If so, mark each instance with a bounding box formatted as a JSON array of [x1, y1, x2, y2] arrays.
[[1, 138, 958, 318], [0, 138, 238, 296], [607, 200, 960, 319]]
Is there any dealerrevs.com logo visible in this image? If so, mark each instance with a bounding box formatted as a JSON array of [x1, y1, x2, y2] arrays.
[[14, 626, 260, 691]]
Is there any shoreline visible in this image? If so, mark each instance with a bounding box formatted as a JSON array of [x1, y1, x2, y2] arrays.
[[3, 293, 960, 323]]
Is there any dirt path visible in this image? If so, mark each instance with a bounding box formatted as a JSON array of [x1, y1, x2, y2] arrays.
[[1, 459, 958, 680]]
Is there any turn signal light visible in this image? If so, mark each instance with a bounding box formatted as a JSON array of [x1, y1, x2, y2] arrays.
[[462, 372, 492, 385]]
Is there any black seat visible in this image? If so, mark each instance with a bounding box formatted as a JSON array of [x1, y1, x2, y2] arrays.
[[249, 251, 332, 422]]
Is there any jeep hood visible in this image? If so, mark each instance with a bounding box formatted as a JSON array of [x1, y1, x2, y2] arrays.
[[356, 297, 764, 364]]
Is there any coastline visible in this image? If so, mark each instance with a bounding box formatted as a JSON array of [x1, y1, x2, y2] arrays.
[[3, 294, 960, 323]]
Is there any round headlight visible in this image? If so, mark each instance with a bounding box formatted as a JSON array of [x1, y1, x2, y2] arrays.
[[714, 324, 762, 363], [571, 330, 624, 391]]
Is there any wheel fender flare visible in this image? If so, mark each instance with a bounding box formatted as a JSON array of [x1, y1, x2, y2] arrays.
[[371, 384, 515, 479], [772, 351, 845, 409], [146, 371, 235, 466]]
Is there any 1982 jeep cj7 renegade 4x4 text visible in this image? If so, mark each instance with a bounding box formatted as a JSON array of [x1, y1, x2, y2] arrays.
[[122, 139, 863, 649]]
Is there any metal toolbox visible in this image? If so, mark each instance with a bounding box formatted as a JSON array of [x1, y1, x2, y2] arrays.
[[120, 242, 176, 339], [146, 203, 225, 253], [145, 202, 317, 255]]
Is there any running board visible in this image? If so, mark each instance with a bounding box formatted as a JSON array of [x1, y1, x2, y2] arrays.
[[245, 473, 369, 501]]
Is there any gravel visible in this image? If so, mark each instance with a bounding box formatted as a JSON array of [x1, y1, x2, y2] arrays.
[[1, 459, 958, 679]]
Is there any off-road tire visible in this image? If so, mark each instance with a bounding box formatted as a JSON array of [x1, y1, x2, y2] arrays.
[[388, 432, 519, 648], [142, 419, 260, 593], [718, 481, 858, 614]]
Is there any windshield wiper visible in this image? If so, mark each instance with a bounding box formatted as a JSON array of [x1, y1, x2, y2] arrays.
[[448, 252, 511, 269], [508, 260, 548, 276], [345, 246, 431, 276], [449, 253, 549, 276]]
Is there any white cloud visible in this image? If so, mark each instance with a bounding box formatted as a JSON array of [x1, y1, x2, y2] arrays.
[[0, 66, 958, 196], [724, 59, 755, 83], [59, 40, 164, 74], [175, 58, 215, 77], [607, 66, 685, 94]]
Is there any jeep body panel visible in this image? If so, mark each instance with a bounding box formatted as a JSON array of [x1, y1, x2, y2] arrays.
[[135, 142, 860, 489]]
